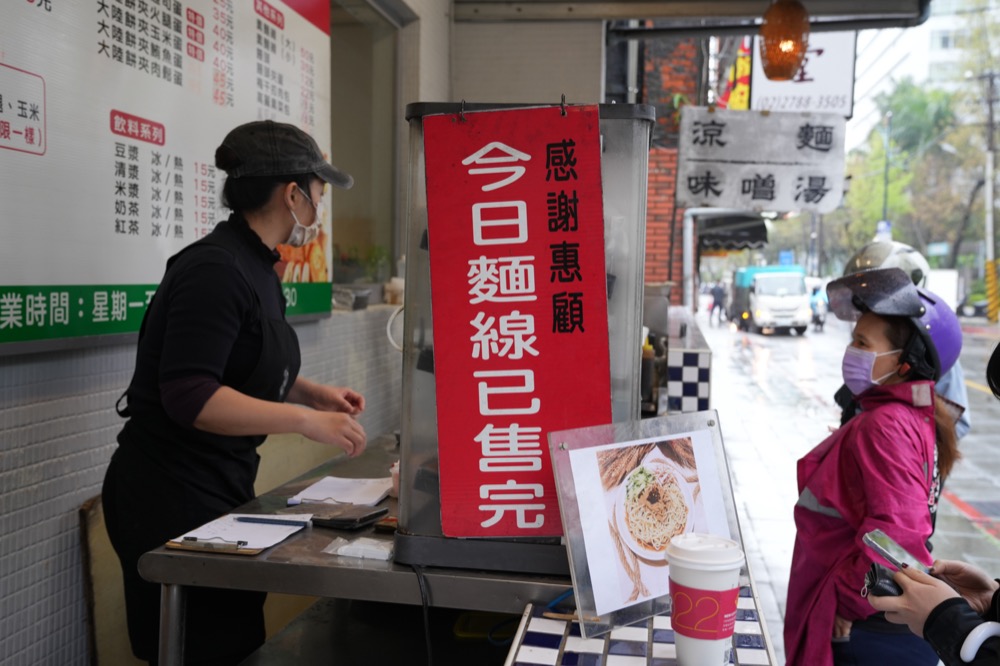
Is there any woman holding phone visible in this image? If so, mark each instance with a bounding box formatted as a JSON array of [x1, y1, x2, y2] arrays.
[[868, 559, 1000, 665], [783, 267, 963, 666]]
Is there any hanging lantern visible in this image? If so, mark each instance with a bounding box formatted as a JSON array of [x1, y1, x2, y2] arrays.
[[759, 0, 810, 81]]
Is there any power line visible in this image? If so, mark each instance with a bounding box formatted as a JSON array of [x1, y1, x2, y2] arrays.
[[854, 53, 911, 106]]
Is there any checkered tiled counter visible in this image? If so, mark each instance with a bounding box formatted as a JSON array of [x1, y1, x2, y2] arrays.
[[663, 350, 711, 413], [508, 585, 772, 666], [659, 306, 711, 414]]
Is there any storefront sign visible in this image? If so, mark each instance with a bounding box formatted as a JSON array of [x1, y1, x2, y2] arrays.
[[717, 37, 751, 111], [0, 0, 332, 347], [677, 106, 846, 213], [423, 106, 613, 537], [750, 31, 857, 118]]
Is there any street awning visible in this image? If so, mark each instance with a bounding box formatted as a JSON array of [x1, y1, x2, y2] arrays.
[[695, 209, 768, 251]]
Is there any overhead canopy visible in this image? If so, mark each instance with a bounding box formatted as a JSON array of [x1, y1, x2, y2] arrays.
[[454, 0, 932, 32], [695, 209, 769, 251]]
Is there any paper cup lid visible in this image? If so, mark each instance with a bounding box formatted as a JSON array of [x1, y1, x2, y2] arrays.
[[666, 533, 744, 570]]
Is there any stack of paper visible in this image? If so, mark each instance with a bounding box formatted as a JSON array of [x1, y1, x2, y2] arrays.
[[169, 514, 311, 552], [287, 475, 392, 507]]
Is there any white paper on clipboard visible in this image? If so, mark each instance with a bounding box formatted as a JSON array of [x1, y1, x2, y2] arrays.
[[287, 476, 392, 507], [169, 514, 311, 551]]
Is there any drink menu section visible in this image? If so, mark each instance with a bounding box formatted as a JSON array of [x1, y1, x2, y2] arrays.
[[0, 0, 333, 347]]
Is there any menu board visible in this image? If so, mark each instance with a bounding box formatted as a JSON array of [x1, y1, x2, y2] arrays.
[[1, 0, 332, 347]]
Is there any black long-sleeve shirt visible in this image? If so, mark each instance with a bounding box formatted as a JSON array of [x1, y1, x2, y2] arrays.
[[117, 215, 290, 514], [924, 586, 1000, 665]]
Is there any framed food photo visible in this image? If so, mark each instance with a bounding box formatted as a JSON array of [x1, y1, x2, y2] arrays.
[[548, 411, 745, 637]]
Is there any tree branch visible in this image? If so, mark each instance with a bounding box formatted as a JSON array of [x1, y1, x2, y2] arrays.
[[947, 178, 986, 269]]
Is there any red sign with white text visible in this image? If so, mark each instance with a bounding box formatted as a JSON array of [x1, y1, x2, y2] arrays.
[[109, 110, 165, 146], [254, 0, 286, 30], [423, 106, 612, 537]]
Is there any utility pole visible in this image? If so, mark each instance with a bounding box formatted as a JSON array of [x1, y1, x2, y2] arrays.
[[882, 111, 893, 224], [975, 72, 998, 322], [874, 112, 894, 243], [809, 212, 818, 276]]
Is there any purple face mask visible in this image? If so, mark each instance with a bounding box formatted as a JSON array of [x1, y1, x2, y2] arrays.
[[842, 346, 902, 396]]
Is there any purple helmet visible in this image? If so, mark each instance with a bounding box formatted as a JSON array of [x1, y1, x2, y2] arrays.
[[827, 267, 961, 380], [912, 287, 962, 380]]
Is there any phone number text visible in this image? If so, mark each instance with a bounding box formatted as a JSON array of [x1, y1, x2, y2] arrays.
[[754, 95, 850, 112]]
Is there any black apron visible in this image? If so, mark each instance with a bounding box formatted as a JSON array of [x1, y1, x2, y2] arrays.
[[103, 225, 300, 664]]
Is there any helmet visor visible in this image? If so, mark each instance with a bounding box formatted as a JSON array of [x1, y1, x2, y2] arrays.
[[826, 268, 925, 321], [843, 242, 895, 276]]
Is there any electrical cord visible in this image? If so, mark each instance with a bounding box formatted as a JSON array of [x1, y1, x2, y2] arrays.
[[546, 588, 575, 610], [486, 616, 521, 647], [410, 564, 433, 666]]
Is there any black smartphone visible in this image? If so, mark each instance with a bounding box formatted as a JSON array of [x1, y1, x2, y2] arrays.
[[310, 505, 389, 530], [862, 529, 929, 573]]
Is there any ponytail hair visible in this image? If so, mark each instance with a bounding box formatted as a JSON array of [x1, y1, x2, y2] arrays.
[[882, 315, 960, 479], [934, 399, 959, 480]]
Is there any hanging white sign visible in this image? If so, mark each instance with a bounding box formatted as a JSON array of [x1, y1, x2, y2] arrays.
[[676, 106, 846, 214], [750, 31, 858, 118]]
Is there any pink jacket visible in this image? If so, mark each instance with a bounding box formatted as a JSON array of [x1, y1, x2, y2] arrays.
[[784, 381, 937, 666]]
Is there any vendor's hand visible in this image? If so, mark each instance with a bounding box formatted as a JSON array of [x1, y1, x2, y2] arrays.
[[303, 411, 367, 458], [312, 385, 366, 415], [867, 564, 961, 637], [833, 614, 852, 639], [930, 559, 1000, 615]]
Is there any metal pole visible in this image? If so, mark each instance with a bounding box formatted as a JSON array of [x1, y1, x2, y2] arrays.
[[985, 73, 998, 322], [986, 73, 995, 264], [158, 583, 186, 666], [882, 111, 893, 223], [987, 151, 995, 264], [809, 212, 818, 276], [682, 210, 694, 309], [817, 213, 825, 276]]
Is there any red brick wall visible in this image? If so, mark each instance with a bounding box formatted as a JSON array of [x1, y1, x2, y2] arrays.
[[644, 36, 701, 147], [645, 148, 692, 305], [642, 36, 701, 305]]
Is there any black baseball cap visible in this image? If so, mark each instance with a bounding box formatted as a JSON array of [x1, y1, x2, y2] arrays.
[[215, 120, 353, 189]]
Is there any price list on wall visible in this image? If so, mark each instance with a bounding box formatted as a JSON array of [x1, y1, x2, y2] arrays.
[[0, 0, 333, 346]]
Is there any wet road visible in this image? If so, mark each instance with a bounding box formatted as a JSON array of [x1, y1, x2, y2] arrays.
[[691, 300, 1000, 664]]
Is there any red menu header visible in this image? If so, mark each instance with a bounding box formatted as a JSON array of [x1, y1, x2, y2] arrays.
[[109, 110, 165, 146]]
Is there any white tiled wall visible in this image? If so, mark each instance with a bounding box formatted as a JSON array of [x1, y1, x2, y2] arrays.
[[0, 307, 402, 665]]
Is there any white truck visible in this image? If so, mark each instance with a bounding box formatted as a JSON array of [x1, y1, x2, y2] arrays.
[[730, 265, 812, 335]]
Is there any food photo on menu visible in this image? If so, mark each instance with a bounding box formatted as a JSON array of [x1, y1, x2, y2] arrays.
[[567, 432, 733, 616]]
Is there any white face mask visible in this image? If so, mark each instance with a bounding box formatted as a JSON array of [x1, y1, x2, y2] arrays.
[[285, 185, 324, 247]]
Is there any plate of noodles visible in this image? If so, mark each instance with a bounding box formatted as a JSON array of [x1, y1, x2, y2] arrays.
[[614, 459, 693, 561]]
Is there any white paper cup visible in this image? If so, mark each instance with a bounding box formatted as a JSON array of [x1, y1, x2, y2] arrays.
[[666, 533, 745, 666]]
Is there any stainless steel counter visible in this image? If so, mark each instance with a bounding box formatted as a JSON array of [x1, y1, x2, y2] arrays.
[[138, 435, 573, 665]]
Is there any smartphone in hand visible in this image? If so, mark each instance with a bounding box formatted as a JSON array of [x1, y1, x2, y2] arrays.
[[862, 529, 930, 573]]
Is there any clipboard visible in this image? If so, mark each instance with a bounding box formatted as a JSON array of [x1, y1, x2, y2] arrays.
[[165, 538, 264, 556], [166, 513, 311, 555]]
